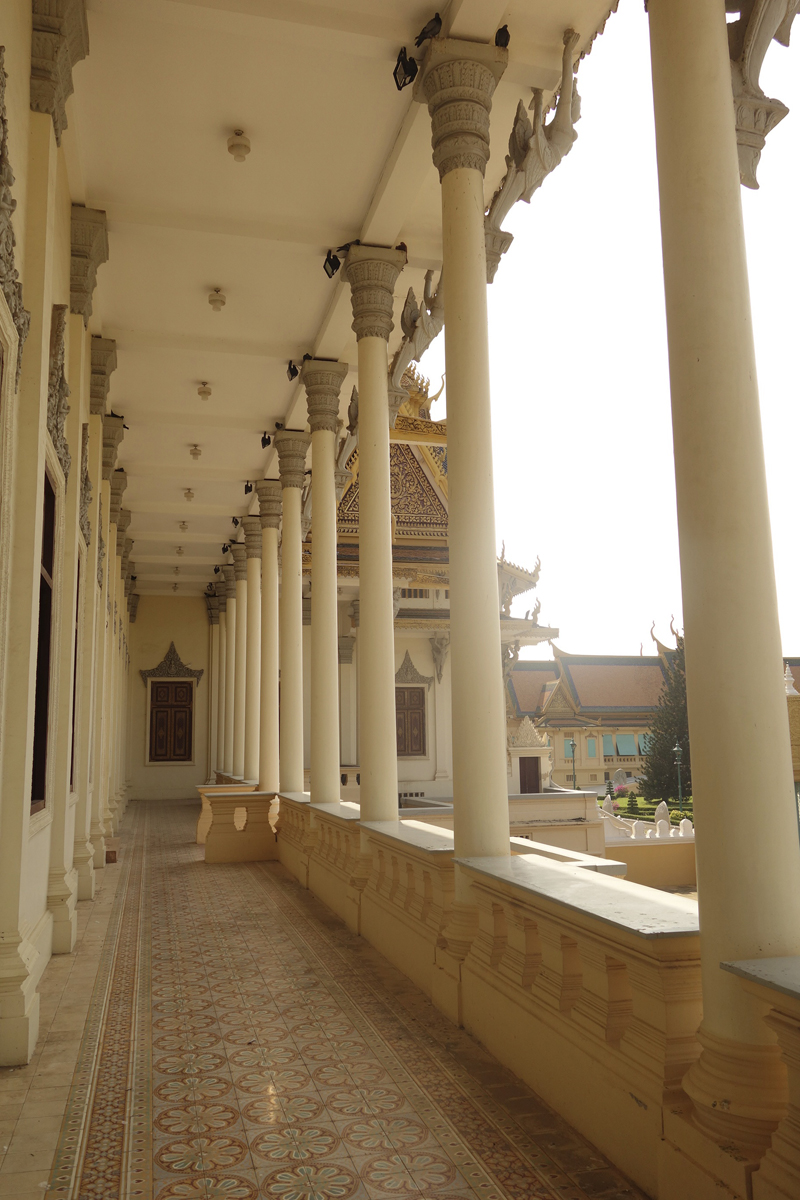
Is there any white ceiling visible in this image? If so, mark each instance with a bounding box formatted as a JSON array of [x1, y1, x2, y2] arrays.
[[65, 0, 619, 595]]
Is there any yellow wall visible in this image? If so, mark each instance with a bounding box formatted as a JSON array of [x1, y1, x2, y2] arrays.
[[128, 596, 209, 800]]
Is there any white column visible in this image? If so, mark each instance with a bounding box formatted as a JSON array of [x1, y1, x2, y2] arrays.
[[231, 543, 248, 780], [302, 359, 349, 805], [415, 39, 509, 860], [275, 431, 310, 793], [649, 0, 800, 1152], [216, 596, 227, 774], [343, 246, 406, 823], [206, 594, 220, 777], [222, 563, 236, 777], [256, 481, 282, 792], [242, 518, 262, 783]]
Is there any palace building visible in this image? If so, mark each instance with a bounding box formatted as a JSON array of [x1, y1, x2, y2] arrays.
[[1, 3, 799, 1200]]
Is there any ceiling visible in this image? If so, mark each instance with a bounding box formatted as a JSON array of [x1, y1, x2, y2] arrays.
[[63, 0, 619, 595]]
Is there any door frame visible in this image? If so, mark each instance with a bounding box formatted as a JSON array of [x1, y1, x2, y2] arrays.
[[145, 676, 197, 766]]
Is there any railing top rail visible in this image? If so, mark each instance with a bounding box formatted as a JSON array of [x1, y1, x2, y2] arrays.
[[722, 956, 800, 1001], [309, 801, 362, 821], [361, 819, 455, 854], [277, 791, 311, 805]]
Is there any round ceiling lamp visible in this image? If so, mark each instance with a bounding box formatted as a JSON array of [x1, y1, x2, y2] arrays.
[[189, 444, 202, 460], [227, 129, 251, 162], [184, 489, 194, 501], [197, 381, 212, 400], [208, 288, 226, 312]]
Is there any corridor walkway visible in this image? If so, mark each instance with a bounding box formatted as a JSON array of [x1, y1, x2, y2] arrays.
[[2, 800, 647, 1200]]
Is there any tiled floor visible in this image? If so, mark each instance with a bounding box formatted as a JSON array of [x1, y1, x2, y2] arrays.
[[1, 799, 648, 1199]]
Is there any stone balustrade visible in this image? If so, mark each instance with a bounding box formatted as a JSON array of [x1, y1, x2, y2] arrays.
[[195, 782, 256, 845], [203, 791, 278, 863]]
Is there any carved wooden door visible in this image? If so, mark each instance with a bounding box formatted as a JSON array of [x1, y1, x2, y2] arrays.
[[519, 755, 541, 794], [395, 687, 426, 757], [149, 681, 193, 762]]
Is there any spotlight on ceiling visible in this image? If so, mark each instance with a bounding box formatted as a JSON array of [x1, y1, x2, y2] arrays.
[[244, 481, 253, 495], [184, 488, 194, 501], [197, 381, 212, 400], [208, 288, 226, 312], [179, 521, 188, 532], [232, 517, 240, 527], [287, 361, 299, 381], [222, 543, 230, 554], [214, 565, 221, 574], [172, 582, 179, 592], [393, 47, 418, 91], [189, 444, 201, 460], [227, 129, 251, 162], [323, 249, 341, 278], [131, 575, 137, 582], [174, 566, 180, 575], [261, 431, 271, 449], [176, 546, 185, 556], [275, 421, 284, 431]]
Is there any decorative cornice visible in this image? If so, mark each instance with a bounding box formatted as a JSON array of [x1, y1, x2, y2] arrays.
[[102, 414, 125, 480], [344, 245, 406, 342], [275, 429, 311, 489], [78, 422, 92, 546], [222, 563, 236, 599], [108, 469, 127, 526], [302, 358, 349, 434], [115, 508, 131, 556], [140, 641, 203, 687], [256, 479, 282, 529], [0, 49, 30, 389], [206, 594, 220, 625], [47, 305, 71, 480], [90, 336, 117, 416], [30, 0, 89, 146], [413, 38, 507, 179], [395, 648, 433, 691], [129, 593, 140, 622], [70, 206, 109, 326], [242, 515, 262, 559]]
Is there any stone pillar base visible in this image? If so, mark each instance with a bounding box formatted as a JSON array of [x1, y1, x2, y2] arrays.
[[48, 868, 79, 954], [73, 839, 96, 900]]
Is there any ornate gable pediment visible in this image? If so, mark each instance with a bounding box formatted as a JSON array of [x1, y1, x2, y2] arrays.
[[140, 642, 203, 687], [395, 649, 433, 691], [338, 444, 448, 540], [542, 678, 576, 716]]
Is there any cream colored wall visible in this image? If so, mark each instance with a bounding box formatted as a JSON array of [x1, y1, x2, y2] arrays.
[[128, 596, 210, 800]]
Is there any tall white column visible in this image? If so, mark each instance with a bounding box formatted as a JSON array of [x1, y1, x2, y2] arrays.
[[206, 594, 220, 777], [256, 481, 282, 793], [231, 543, 248, 780], [302, 359, 349, 805], [649, 0, 800, 1152], [415, 40, 510, 860], [242, 518, 262, 783], [275, 431, 310, 793], [216, 595, 227, 774], [222, 563, 236, 777], [343, 246, 406, 823]]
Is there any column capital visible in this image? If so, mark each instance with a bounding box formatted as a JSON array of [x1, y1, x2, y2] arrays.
[[70, 205, 109, 326], [302, 359, 349, 434], [206, 594, 220, 625], [115, 509, 131, 556], [231, 543, 247, 580], [242, 516, 262, 559], [256, 479, 282, 529], [343, 244, 407, 342], [108, 469, 127, 526], [217, 590, 227, 614], [30, 0, 89, 146], [275, 429, 311, 489], [222, 563, 236, 599], [102, 413, 125, 480], [90, 336, 117, 417], [413, 38, 507, 179]]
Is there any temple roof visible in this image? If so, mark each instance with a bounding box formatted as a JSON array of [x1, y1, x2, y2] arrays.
[[509, 650, 673, 724]]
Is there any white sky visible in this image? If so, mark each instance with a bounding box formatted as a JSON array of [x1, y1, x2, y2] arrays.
[[419, 1, 800, 658]]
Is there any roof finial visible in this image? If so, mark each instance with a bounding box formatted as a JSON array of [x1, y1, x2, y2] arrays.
[[785, 663, 799, 696]]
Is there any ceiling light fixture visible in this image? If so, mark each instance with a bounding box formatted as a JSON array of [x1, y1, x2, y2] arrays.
[[190, 444, 202, 460], [214, 565, 221, 574], [197, 381, 212, 400], [232, 516, 240, 527], [222, 543, 230, 554], [287, 361, 299, 381], [176, 546, 184, 556], [323, 249, 341, 278], [184, 488, 194, 501], [227, 129, 251, 162], [179, 521, 188, 532], [172, 583, 179, 592], [208, 288, 226, 312], [244, 481, 253, 495], [261, 432, 271, 449], [393, 47, 418, 90], [174, 566, 180, 575]]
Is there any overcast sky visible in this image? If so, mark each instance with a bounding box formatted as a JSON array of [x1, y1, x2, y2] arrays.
[[419, 1, 800, 658]]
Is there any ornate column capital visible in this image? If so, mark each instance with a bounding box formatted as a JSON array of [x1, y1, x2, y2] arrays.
[[230, 543, 247, 581], [413, 38, 507, 179], [206, 594, 220, 625], [90, 336, 117, 416], [217, 590, 227, 615], [302, 359, 349, 434], [275, 429, 311, 489], [102, 414, 125, 480], [242, 515, 262, 559], [343, 244, 407, 342], [70, 206, 109, 326], [108, 469, 127, 525], [222, 563, 236, 599], [256, 479, 282, 529], [115, 508, 131, 556]]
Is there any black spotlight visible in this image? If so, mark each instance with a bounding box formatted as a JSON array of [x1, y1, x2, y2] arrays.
[[214, 565, 221, 574], [222, 543, 230, 554], [261, 431, 271, 449], [287, 361, 299, 381], [244, 481, 253, 495], [275, 421, 284, 431], [232, 517, 240, 527], [393, 47, 418, 91], [130, 575, 137, 582], [323, 249, 341, 278]]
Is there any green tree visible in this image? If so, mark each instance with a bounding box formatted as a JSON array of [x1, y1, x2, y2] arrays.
[[639, 635, 692, 803]]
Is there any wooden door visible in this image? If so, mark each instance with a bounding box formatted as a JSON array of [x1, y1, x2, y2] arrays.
[[519, 755, 541, 794], [395, 687, 426, 757], [149, 680, 193, 762]]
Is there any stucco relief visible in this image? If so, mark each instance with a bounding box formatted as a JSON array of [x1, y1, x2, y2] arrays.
[[140, 642, 203, 688], [47, 305, 72, 481], [0, 48, 30, 388]]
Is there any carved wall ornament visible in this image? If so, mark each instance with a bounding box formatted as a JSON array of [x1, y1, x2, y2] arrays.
[[389, 269, 445, 407], [338, 444, 448, 541], [140, 642, 203, 687], [429, 632, 450, 683], [78, 422, 91, 546], [509, 715, 548, 749], [343, 245, 407, 342], [47, 305, 71, 480], [90, 336, 117, 416], [302, 359, 348, 434], [393, 587, 402, 618], [0, 48, 30, 389], [413, 41, 508, 179], [30, 0, 89, 145], [275, 429, 311, 489], [96, 499, 105, 588], [395, 649, 434, 691], [728, 0, 798, 188], [70, 206, 109, 325]]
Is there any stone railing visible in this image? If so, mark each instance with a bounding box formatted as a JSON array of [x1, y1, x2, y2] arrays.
[[598, 798, 695, 843], [203, 791, 277, 863]]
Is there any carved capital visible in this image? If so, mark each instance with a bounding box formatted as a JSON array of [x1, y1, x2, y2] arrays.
[[47, 305, 71, 481], [102, 414, 125, 480], [90, 336, 117, 416], [115, 508, 131, 556], [129, 593, 140, 623], [256, 479, 282, 529], [343, 245, 407, 342], [108, 469, 127, 526], [222, 563, 236, 599], [302, 358, 349, 434], [242, 515, 262, 559], [413, 39, 507, 179], [70, 206, 109, 326], [206, 595, 220, 625], [230, 543, 247, 581], [30, 0, 89, 146], [217, 591, 227, 614], [275, 429, 311, 489], [485, 227, 514, 284], [387, 385, 407, 431]]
